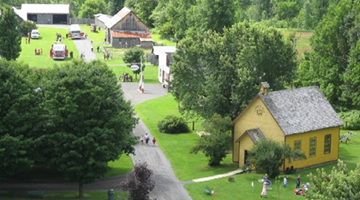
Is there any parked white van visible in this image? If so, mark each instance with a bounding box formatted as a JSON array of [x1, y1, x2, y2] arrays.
[[31, 29, 40, 39]]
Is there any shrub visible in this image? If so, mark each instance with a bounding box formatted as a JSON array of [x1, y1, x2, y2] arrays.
[[120, 162, 155, 200], [20, 21, 37, 36], [157, 115, 189, 133], [339, 110, 360, 130]]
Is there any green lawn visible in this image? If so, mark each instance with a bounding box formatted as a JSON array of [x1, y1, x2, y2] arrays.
[[105, 155, 133, 178], [184, 130, 360, 200], [134, 93, 360, 200], [134, 94, 238, 181], [18, 26, 80, 68], [152, 34, 177, 46], [279, 29, 313, 60]]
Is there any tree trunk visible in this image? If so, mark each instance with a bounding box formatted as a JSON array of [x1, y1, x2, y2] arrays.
[[79, 181, 84, 198]]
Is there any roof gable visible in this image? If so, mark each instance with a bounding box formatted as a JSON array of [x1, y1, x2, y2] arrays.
[[259, 86, 343, 135], [236, 128, 266, 144], [105, 7, 149, 30], [20, 4, 69, 14]]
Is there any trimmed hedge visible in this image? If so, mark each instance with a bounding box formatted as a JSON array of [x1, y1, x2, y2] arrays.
[[157, 115, 190, 134]]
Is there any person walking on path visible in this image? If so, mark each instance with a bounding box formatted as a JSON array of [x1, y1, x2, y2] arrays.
[[260, 181, 267, 198], [145, 133, 150, 144], [140, 135, 144, 144], [296, 174, 301, 188], [152, 137, 156, 145], [283, 176, 287, 188]]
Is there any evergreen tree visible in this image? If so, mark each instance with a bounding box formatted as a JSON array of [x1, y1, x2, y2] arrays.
[[0, 4, 21, 60]]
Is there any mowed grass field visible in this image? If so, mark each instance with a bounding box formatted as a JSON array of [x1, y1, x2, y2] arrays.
[[18, 26, 80, 68], [280, 29, 313, 60], [135, 94, 360, 200]]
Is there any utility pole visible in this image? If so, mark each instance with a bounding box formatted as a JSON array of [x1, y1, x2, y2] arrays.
[[292, 37, 297, 52], [138, 56, 144, 93]]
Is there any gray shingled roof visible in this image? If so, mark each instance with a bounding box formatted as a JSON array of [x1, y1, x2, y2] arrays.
[[259, 86, 343, 136], [236, 128, 266, 144], [247, 128, 266, 144]]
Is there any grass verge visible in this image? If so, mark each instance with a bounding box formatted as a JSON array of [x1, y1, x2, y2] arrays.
[[134, 94, 238, 181], [184, 130, 360, 200]]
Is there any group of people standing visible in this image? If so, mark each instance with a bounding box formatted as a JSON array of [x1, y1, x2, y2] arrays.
[[140, 133, 156, 145], [260, 174, 301, 198]]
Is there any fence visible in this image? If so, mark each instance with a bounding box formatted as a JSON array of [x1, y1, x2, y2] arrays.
[[70, 18, 94, 25]]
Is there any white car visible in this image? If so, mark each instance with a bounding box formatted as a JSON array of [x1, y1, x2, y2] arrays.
[[31, 29, 40, 39]]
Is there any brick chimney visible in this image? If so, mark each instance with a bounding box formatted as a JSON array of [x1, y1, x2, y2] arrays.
[[259, 82, 270, 95]]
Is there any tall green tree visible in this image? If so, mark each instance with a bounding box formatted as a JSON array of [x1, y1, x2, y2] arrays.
[[246, 139, 306, 178], [195, 0, 236, 33], [43, 60, 138, 198], [295, 0, 360, 111], [0, 4, 21, 60], [275, 1, 299, 27], [106, 0, 125, 15], [151, 0, 196, 39], [0, 60, 43, 179], [343, 41, 360, 107], [304, 160, 360, 199], [190, 114, 232, 166], [78, 0, 106, 18], [124, 0, 158, 27], [122, 47, 145, 78], [171, 22, 297, 120]]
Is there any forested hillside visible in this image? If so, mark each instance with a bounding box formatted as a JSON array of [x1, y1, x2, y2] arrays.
[[1, 0, 338, 32], [2, 0, 360, 126]]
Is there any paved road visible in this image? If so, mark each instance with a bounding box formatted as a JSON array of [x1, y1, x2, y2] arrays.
[[73, 37, 97, 62], [121, 83, 191, 200], [82, 47, 192, 198], [38, 24, 97, 62]]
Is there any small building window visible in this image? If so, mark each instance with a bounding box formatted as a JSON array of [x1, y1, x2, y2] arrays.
[[324, 134, 331, 154], [294, 140, 302, 160], [294, 140, 301, 151], [309, 137, 317, 157]]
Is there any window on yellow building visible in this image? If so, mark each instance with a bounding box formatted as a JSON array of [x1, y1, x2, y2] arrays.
[[309, 137, 317, 157], [294, 140, 302, 160], [324, 134, 331, 154], [294, 140, 301, 151]]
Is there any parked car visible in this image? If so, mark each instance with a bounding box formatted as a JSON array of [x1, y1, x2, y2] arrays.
[[31, 29, 40, 39]]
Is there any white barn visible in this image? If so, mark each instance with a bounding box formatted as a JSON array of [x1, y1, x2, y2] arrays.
[[13, 4, 69, 24]]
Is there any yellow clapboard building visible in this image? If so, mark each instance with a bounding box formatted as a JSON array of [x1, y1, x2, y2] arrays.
[[233, 82, 343, 171]]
